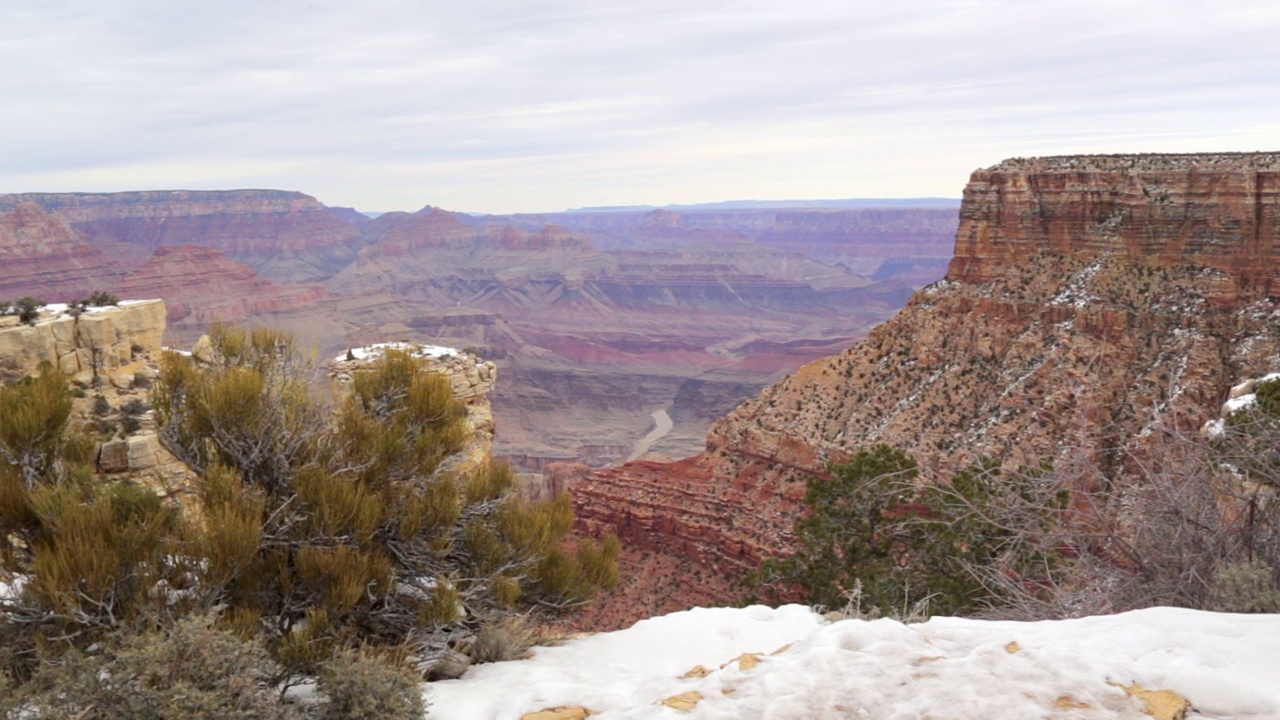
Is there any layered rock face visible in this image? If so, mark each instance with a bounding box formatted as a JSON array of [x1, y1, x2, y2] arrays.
[[0, 299, 166, 383], [949, 153, 1280, 290], [329, 209, 911, 468], [0, 190, 363, 282], [118, 245, 329, 340], [0, 203, 127, 301], [572, 153, 1280, 628]]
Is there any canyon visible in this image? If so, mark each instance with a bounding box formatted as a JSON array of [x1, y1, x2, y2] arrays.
[[569, 153, 1280, 627], [0, 191, 956, 473]]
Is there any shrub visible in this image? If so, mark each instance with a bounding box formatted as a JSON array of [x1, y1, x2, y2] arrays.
[[121, 397, 149, 416], [84, 291, 119, 307], [0, 364, 74, 486], [471, 614, 535, 663], [316, 648, 426, 720], [150, 326, 618, 669], [13, 297, 43, 325], [1, 615, 304, 720], [753, 446, 1063, 618], [122, 415, 141, 434], [93, 394, 111, 416]]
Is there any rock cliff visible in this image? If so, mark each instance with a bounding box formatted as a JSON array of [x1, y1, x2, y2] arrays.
[[0, 299, 166, 383], [0, 202, 127, 301], [118, 245, 329, 334], [0, 190, 363, 282], [571, 153, 1280, 628]]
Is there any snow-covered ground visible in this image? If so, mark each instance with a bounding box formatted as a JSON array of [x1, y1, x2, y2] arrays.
[[430, 605, 1280, 719], [334, 342, 458, 363]]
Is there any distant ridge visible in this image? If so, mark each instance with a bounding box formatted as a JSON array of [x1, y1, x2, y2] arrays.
[[564, 198, 961, 213]]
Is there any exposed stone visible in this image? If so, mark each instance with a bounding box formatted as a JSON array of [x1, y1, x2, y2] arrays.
[[118, 245, 330, 332], [658, 691, 702, 712], [108, 370, 134, 390], [126, 433, 162, 471], [0, 300, 166, 383], [520, 707, 594, 720], [190, 335, 214, 363], [98, 439, 130, 473], [1120, 683, 1190, 720]]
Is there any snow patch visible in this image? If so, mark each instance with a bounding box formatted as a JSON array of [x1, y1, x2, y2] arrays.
[[430, 605, 1280, 719], [334, 342, 458, 363]]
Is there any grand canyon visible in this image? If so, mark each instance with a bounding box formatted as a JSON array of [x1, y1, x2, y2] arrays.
[[0, 191, 956, 473]]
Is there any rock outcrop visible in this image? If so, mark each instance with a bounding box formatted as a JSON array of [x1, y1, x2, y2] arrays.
[[0, 299, 166, 383], [0, 190, 363, 282], [571, 153, 1280, 627]]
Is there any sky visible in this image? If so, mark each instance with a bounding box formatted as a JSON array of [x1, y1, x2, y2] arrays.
[[3, 1, 1279, 214]]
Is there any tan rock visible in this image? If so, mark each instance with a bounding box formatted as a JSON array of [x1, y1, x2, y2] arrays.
[[679, 664, 712, 679], [109, 370, 135, 390], [191, 334, 215, 363], [658, 691, 702, 712], [1120, 684, 1190, 720], [98, 439, 130, 473], [0, 316, 19, 329], [58, 351, 80, 374], [1004, 641, 1021, 653], [520, 707, 594, 720], [126, 433, 162, 471]]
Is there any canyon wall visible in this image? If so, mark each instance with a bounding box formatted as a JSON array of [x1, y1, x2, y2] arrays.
[[0, 190, 363, 282], [0, 202, 127, 301], [570, 153, 1280, 628]]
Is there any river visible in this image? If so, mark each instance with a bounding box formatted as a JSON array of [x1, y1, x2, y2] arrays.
[[625, 406, 674, 462]]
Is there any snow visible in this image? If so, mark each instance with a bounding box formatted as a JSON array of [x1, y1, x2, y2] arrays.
[[334, 342, 457, 363], [430, 605, 1280, 719]]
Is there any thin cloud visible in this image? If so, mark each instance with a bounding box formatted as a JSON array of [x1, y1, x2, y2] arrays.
[[2, 0, 1278, 212]]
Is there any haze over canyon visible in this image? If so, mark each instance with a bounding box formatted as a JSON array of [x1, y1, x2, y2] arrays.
[[0, 191, 956, 475]]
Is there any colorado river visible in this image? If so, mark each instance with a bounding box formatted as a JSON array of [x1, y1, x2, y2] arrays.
[[625, 406, 673, 462]]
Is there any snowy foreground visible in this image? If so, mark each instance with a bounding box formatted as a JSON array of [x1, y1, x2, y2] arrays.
[[430, 605, 1280, 719]]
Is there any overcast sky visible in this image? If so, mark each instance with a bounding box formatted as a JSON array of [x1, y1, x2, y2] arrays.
[[2, 1, 1278, 213]]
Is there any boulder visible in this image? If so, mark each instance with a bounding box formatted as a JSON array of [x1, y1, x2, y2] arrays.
[[98, 439, 130, 473], [126, 433, 162, 471]]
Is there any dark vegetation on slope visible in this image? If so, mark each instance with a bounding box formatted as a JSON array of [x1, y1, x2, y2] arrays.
[[756, 380, 1280, 619]]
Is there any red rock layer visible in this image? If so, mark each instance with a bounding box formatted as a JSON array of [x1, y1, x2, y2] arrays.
[[0, 190, 363, 282], [0, 202, 126, 301], [118, 245, 329, 326], [571, 153, 1280, 627], [948, 153, 1280, 291]]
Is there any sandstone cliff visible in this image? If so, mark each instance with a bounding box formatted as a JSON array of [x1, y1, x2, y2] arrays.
[[0, 190, 363, 282], [571, 153, 1280, 628], [0, 299, 166, 383]]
